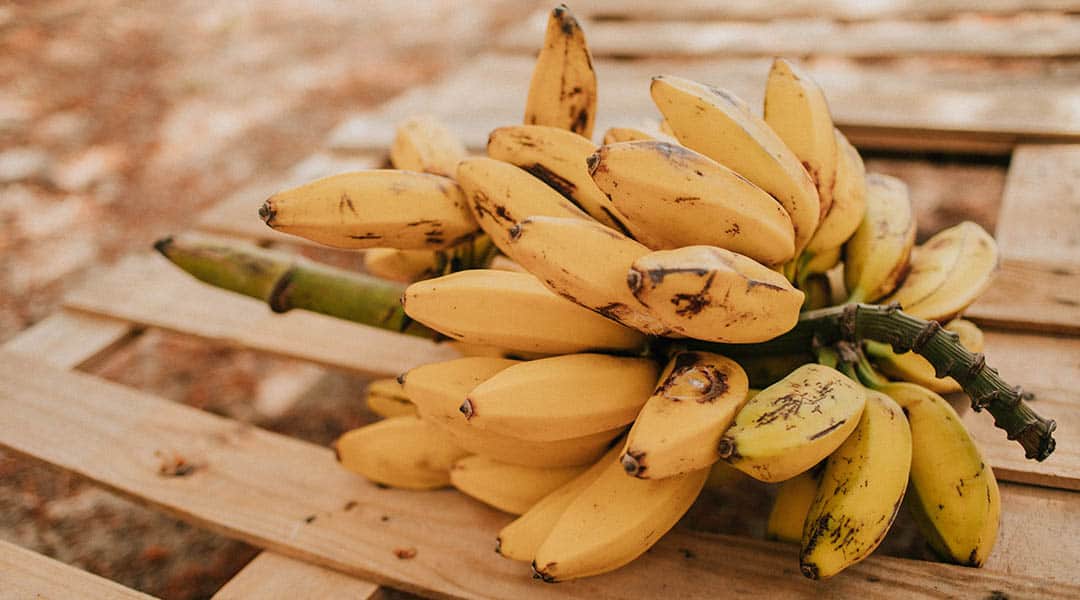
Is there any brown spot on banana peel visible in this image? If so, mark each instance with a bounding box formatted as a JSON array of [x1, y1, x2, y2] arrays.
[[808, 419, 847, 440], [621, 450, 646, 477], [339, 193, 357, 215], [585, 151, 602, 175], [532, 561, 558, 583], [524, 163, 578, 201], [258, 199, 277, 225]]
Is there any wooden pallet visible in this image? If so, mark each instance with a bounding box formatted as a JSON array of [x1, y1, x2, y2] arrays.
[[4, 2, 1080, 597]]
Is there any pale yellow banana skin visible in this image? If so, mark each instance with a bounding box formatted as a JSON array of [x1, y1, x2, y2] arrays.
[[589, 141, 796, 265], [506, 215, 672, 335], [261, 170, 478, 250], [532, 456, 709, 581], [767, 467, 822, 544], [524, 5, 597, 138], [764, 58, 838, 222], [621, 351, 749, 479], [602, 126, 658, 144], [719, 364, 866, 482], [450, 455, 587, 515], [651, 75, 820, 254], [463, 353, 660, 441], [844, 172, 916, 302], [800, 390, 912, 580], [802, 245, 842, 277], [402, 269, 646, 355], [333, 416, 468, 490], [487, 125, 627, 230], [497, 446, 619, 562], [363, 248, 442, 283], [881, 382, 1000, 566], [804, 129, 867, 257], [868, 318, 985, 393], [883, 221, 999, 322], [628, 245, 805, 343], [365, 378, 416, 418], [389, 114, 467, 177]]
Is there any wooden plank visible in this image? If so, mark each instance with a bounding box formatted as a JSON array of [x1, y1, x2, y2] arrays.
[[0, 538, 156, 600], [2, 310, 135, 370], [64, 253, 459, 379], [573, 0, 1080, 21], [500, 11, 1080, 58], [213, 552, 382, 600], [988, 483, 1080, 580], [327, 54, 1080, 155], [0, 351, 1076, 598], [966, 259, 1080, 335]]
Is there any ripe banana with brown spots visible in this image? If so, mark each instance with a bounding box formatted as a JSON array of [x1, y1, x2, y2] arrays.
[[450, 455, 588, 515], [802, 129, 867, 260], [333, 416, 468, 490], [524, 5, 597, 138], [844, 173, 916, 303], [389, 114, 467, 178]]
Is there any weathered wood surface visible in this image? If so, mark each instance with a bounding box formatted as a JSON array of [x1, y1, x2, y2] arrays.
[[0, 539, 156, 600], [212, 552, 382, 600], [2, 310, 135, 370], [1, 350, 1077, 598], [572, 0, 1080, 21]]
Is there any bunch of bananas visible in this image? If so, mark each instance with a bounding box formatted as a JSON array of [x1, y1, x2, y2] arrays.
[[161, 4, 1055, 584]]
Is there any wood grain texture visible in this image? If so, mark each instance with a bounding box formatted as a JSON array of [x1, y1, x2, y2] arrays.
[[0, 539, 156, 600], [0, 350, 1076, 598], [573, 0, 1080, 21], [63, 253, 460, 379], [213, 552, 381, 600], [966, 259, 1080, 334], [327, 54, 1080, 155], [2, 310, 135, 370]]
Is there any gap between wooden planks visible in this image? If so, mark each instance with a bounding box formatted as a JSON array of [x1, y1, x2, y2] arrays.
[[1, 350, 1078, 598]]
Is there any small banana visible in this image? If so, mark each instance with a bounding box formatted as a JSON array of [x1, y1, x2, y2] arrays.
[[333, 416, 468, 490], [766, 467, 823, 544], [866, 318, 984, 393], [532, 457, 709, 581], [450, 455, 588, 515], [524, 5, 596, 138], [402, 269, 647, 355], [800, 273, 833, 311], [881, 382, 1000, 566], [260, 170, 478, 250], [621, 351, 749, 479], [801, 244, 842, 278], [389, 114, 467, 177], [588, 141, 796, 265], [800, 390, 911, 579], [764, 58, 838, 221], [628, 245, 805, 343], [651, 75, 820, 254], [364, 378, 416, 418], [487, 125, 628, 231], [719, 364, 865, 482], [803, 129, 867, 258], [363, 248, 443, 283], [602, 126, 657, 144], [883, 221, 999, 322], [462, 353, 660, 441], [843, 173, 916, 303]]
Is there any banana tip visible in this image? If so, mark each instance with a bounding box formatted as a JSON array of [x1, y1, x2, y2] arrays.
[[620, 452, 642, 477], [585, 151, 601, 175], [258, 199, 276, 225], [799, 562, 820, 580], [459, 398, 475, 420], [626, 268, 643, 294], [153, 236, 174, 256]]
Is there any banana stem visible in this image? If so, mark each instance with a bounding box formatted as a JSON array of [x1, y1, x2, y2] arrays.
[[154, 233, 436, 338], [688, 303, 1056, 461]]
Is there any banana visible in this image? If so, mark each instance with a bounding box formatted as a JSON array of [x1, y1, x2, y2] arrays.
[[881, 382, 1000, 566], [718, 364, 865, 482], [403, 269, 646, 355], [524, 5, 597, 138], [389, 114, 467, 177], [621, 351, 749, 479], [803, 129, 867, 257], [486, 125, 628, 231], [588, 141, 796, 265], [450, 455, 588, 515], [497, 446, 619, 562], [737, 353, 815, 389], [363, 248, 442, 283], [401, 356, 621, 467], [800, 390, 911, 580], [766, 467, 823, 544], [462, 353, 660, 441], [866, 318, 984, 393], [365, 378, 416, 418], [455, 157, 590, 256], [602, 126, 657, 144], [883, 221, 999, 322], [532, 456, 709, 581], [843, 173, 916, 302], [260, 170, 478, 250], [627, 245, 805, 343], [333, 416, 468, 490], [505, 215, 672, 335], [764, 58, 838, 221], [801, 244, 842, 277], [651, 75, 820, 254], [801, 273, 832, 311]]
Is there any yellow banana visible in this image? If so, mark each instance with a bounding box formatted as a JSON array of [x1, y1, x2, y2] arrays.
[[524, 5, 596, 138], [628, 245, 804, 343], [602, 126, 657, 144], [333, 416, 468, 490], [881, 382, 1000, 566], [532, 457, 709, 581], [364, 378, 416, 418], [363, 248, 442, 283], [801, 273, 833, 311], [462, 353, 660, 441], [486, 125, 628, 231], [883, 221, 999, 322], [260, 170, 478, 250], [766, 467, 823, 544], [843, 173, 916, 302], [866, 318, 984, 393], [450, 455, 587, 515], [800, 390, 911, 579], [764, 58, 838, 221], [719, 364, 865, 482], [804, 129, 867, 257], [802, 244, 842, 277], [389, 114, 467, 177], [402, 269, 647, 355], [651, 75, 820, 254], [505, 215, 672, 335], [621, 351, 749, 479], [588, 141, 796, 265]]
